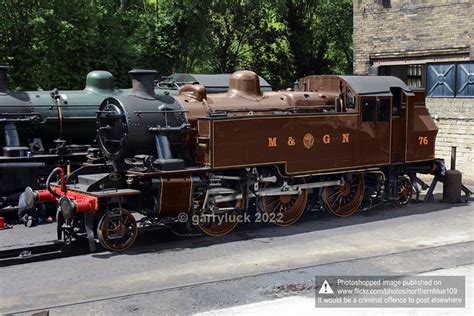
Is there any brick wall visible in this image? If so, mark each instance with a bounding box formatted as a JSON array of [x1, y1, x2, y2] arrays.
[[353, 0, 473, 74], [426, 98, 474, 177], [353, 0, 474, 178]]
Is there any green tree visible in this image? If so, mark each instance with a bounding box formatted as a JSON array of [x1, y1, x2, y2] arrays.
[[0, 0, 353, 90], [0, 0, 138, 89], [286, 0, 353, 78]]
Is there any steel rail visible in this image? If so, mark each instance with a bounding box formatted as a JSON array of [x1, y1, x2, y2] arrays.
[[0, 240, 91, 267]]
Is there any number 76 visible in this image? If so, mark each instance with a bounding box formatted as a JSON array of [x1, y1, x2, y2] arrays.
[[418, 136, 428, 145]]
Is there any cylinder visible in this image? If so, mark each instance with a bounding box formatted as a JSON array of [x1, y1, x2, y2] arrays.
[[443, 170, 462, 203]]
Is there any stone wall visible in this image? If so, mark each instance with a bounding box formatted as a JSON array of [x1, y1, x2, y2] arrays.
[[426, 98, 474, 178], [353, 0, 473, 74]]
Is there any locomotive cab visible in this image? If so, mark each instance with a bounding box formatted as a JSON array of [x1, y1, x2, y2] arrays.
[[302, 75, 437, 165]]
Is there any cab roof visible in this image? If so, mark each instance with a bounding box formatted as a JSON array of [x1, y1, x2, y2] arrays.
[[339, 75, 414, 96]]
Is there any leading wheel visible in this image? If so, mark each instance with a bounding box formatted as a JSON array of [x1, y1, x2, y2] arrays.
[[97, 208, 138, 252], [321, 174, 365, 217], [393, 176, 413, 207]]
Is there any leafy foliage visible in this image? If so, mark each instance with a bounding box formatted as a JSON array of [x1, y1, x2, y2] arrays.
[[0, 0, 353, 90]]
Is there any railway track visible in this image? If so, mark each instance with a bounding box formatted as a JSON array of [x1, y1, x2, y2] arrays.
[[0, 224, 198, 267], [0, 240, 92, 267]]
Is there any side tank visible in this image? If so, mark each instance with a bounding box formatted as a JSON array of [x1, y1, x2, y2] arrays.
[[96, 70, 336, 171]]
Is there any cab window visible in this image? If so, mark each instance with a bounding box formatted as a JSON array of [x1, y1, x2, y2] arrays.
[[361, 98, 376, 122], [345, 88, 356, 110], [362, 97, 390, 122], [377, 98, 390, 122]]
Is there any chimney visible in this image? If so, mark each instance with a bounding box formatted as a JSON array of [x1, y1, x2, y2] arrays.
[[129, 69, 157, 99], [0, 65, 8, 92]]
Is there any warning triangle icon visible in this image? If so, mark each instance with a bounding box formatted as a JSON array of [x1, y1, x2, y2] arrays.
[[318, 280, 334, 294]]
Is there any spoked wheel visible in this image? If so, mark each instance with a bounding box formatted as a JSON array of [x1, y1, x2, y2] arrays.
[[321, 174, 365, 217], [194, 199, 243, 237], [393, 176, 413, 207], [193, 178, 244, 237], [97, 208, 138, 252], [261, 178, 308, 226]]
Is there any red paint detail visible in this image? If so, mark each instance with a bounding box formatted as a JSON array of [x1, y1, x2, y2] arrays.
[[35, 186, 97, 213], [60, 189, 97, 213], [72, 195, 97, 213], [51, 167, 67, 194], [37, 190, 56, 202]]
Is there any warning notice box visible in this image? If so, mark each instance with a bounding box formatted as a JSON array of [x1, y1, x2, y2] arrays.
[[315, 276, 465, 308]]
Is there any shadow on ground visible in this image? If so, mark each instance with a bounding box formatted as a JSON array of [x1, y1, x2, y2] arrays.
[[92, 192, 472, 259]]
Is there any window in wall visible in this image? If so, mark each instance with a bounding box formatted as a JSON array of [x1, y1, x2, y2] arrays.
[[382, 0, 391, 8], [407, 65, 423, 89], [378, 64, 426, 89]]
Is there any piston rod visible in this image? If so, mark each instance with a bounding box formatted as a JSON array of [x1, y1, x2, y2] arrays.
[[212, 179, 343, 203]]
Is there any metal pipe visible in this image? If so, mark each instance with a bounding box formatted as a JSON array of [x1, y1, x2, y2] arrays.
[[0, 162, 45, 168], [259, 176, 277, 183], [211, 175, 242, 181], [46, 167, 67, 198], [208, 188, 239, 195], [451, 146, 456, 170], [214, 194, 243, 204]]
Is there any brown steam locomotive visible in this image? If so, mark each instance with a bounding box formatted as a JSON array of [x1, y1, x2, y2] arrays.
[[24, 69, 444, 251]]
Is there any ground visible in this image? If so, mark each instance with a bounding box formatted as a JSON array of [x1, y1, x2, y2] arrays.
[[0, 186, 472, 316]]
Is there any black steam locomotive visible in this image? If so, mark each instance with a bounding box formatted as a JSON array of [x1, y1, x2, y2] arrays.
[[1, 66, 260, 214], [0, 66, 129, 212]]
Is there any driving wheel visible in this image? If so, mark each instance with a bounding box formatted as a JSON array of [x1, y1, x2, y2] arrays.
[[261, 178, 308, 226], [194, 198, 243, 237], [321, 174, 365, 217]]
